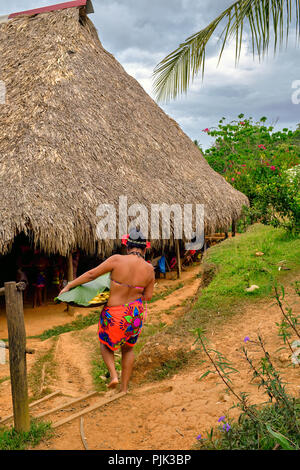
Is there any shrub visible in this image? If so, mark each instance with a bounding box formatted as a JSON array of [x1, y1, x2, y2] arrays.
[[200, 115, 300, 232]]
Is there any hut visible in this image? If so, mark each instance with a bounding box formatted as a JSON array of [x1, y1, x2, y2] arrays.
[[0, 1, 249, 295]]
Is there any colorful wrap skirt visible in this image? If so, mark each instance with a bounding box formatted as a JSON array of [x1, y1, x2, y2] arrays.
[[98, 298, 145, 351]]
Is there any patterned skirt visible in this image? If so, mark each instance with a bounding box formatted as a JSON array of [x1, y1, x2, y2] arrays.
[[98, 298, 144, 351]]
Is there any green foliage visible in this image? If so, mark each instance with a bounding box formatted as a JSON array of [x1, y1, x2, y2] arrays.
[[55, 273, 110, 307], [153, 1, 300, 101], [0, 420, 52, 450], [196, 403, 299, 450], [194, 286, 300, 450], [203, 116, 300, 233]]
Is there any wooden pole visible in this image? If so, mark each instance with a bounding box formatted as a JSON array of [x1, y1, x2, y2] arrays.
[[67, 253, 74, 282], [175, 240, 181, 279], [4, 282, 30, 432], [232, 220, 236, 238], [66, 253, 74, 315]]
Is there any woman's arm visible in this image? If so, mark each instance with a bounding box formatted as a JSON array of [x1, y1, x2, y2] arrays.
[[59, 255, 120, 295], [142, 271, 155, 301]]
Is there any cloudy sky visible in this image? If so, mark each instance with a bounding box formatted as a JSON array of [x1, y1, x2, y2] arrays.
[[1, 0, 300, 149]]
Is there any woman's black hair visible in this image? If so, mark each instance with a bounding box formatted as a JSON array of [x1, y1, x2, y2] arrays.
[[127, 227, 147, 250]]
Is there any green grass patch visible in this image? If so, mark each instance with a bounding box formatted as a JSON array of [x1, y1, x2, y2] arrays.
[[91, 353, 121, 392], [146, 349, 193, 381], [28, 338, 58, 400], [169, 224, 300, 335], [30, 310, 101, 341], [149, 282, 184, 303], [0, 420, 53, 450], [0, 376, 9, 384]]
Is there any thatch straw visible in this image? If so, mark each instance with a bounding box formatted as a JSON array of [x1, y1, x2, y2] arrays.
[[0, 6, 249, 256]]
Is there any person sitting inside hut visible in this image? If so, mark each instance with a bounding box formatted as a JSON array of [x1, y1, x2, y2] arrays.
[[33, 252, 49, 307], [59, 229, 155, 393]]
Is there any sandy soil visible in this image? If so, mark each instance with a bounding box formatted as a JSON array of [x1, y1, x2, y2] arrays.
[[0, 263, 299, 450], [0, 265, 200, 414]]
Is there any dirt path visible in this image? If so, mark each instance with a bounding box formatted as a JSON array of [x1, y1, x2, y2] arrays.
[[0, 265, 201, 415], [35, 273, 299, 450], [1, 264, 299, 450]]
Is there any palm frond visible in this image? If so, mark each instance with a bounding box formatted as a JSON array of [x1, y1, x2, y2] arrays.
[[153, 0, 300, 102]]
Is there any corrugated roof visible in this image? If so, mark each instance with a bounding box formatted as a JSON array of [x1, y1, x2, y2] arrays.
[[8, 0, 93, 19]]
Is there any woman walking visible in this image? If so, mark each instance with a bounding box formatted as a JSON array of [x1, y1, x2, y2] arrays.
[[59, 230, 154, 393]]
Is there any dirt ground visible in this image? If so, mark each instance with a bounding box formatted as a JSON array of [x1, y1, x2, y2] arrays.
[[0, 263, 299, 450]]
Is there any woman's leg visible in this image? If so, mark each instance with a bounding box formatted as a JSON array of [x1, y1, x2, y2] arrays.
[[100, 343, 119, 388], [120, 344, 135, 393]]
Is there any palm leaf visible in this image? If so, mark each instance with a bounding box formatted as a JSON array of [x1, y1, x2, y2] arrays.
[[153, 0, 300, 102]]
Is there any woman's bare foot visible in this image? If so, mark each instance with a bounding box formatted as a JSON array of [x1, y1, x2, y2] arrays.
[[107, 377, 119, 389]]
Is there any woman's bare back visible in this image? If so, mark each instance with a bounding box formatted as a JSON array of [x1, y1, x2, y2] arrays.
[[108, 254, 154, 306]]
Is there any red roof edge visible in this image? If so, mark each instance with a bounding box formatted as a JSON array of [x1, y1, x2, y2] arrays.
[[8, 0, 91, 19]]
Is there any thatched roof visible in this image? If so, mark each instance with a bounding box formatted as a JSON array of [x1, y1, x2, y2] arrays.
[[0, 2, 249, 257]]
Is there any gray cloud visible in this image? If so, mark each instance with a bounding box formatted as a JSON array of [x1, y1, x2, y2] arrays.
[[1, 0, 299, 149]]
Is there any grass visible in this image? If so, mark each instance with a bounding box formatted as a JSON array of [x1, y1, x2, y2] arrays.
[[0, 420, 53, 450], [30, 310, 101, 341], [91, 352, 121, 392], [134, 321, 167, 355], [0, 376, 9, 384], [148, 282, 184, 303], [28, 337, 58, 400], [170, 224, 300, 335], [146, 349, 194, 381]]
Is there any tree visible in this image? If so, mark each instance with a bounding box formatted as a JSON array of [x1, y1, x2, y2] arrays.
[[153, 0, 300, 102]]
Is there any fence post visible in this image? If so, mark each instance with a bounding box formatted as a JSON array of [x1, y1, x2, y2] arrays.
[[4, 281, 30, 432]]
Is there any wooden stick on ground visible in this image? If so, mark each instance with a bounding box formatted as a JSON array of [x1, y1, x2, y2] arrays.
[[0, 391, 62, 425], [34, 391, 99, 420], [52, 392, 126, 429], [80, 417, 89, 450], [0, 343, 35, 354]]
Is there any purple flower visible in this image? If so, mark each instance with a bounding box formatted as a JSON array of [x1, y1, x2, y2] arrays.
[[218, 416, 226, 422], [244, 336, 250, 343], [223, 423, 231, 432], [196, 434, 202, 440]]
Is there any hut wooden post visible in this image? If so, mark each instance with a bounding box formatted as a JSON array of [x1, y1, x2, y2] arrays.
[[66, 253, 74, 316], [232, 220, 236, 238], [4, 282, 30, 432], [67, 253, 74, 282], [175, 240, 181, 279]]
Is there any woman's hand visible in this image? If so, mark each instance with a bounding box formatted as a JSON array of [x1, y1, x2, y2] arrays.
[[58, 284, 71, 296]]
